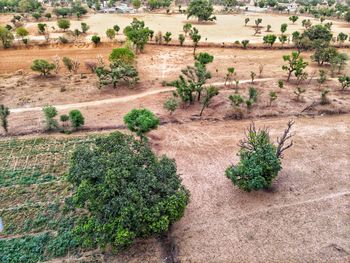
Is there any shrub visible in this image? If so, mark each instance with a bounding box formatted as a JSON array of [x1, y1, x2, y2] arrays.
[[67, 132, 189, 250], [106, 28, 115, 40], [225, 121, 294, 191], [178, 33, 185, 46], [278, 79, 284, 89], [163, 31, 172, 44], [164, 97, 178, 114], [91, 35, 101, 46], [338, 75, 350, 91], [31, 59, 56, 76], [0, 104, 10, 134], [81, 22, 89, 33], [109, 47, 135, 64], [263, 34, 277, 47], [320, 89, 330, 105], [229, 94, 244, 107], [113, 24, 120, 33], [57, 19, 70, 31], [187, 0, 216, 21], [42, 105, 58, 131], [0, 26, 14, 48], [241, 39, 249, 48], [69, 110, 84, 129], [124, 108, 160, 140], [58, 36, 69, 44], [248, 87, 258, 102], [269, 91, 277, 106], [200, 86, 219, 116]]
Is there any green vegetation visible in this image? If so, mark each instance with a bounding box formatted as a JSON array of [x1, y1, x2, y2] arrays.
[[109, 47, 135, 64], [124, 18, 152, 52], [31, 59, 55, 76], [57, 19, 70, 31], [124, 108, 160, 140], [226, 121, 294, 192], [69, 110, 84, 129], [187, 0, 216, 21], [0, 104, 10, 134]]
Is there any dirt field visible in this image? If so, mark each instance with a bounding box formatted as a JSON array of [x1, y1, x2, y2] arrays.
[[24, 12, 350, 43]]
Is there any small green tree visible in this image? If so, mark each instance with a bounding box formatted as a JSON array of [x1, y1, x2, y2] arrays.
[[124, 108, 160, 141], [244, 17, 250, 26], [57, 19, 70, 31], [278, 34, 287, 46], [320, 89, 330, 105], [81, 22, 89, 33], [225, 121, 294, 192], [45, 13, 51, 20], [199, 86, 219, 116], [164, 97, 178, 115], [16, 27, 29, 44], [250, 71, 256, 83], [69, 110, 84, 129], [225, 67, 235, 85], [132, 0, 141, 9], [31, 59, 55, 76], [0, 26, 14, 48], [338, 75, 350, 91], [278, 79, 284, 89], [163, 31, 172, 44], [266, 24, 271, 32], [241, 39, 249, 48], [91, 35, 101, 46], [195, 52, 214, 65], [37, 23, 47, 34], [289, 15, 299, 24], [282, 51, 308, 82], [317, 69, 327, 88], [113, 24, 120, 33], [189, 27, 201, 55], [124, 18, 151, 53], [109, 47, 135, 64], [263, 34, 277, 47], [183, 23, 192, 36], [248, 87, 258, 102], [178, 33, 185, 45], [106, 28, 116, 40], [280, 23, 287, 34], [42, 105, 58, 131], [294, 87, 306, 101], [269, 91, 277, 106], [0, 104, 10, 134], [337, 32, 348, 44], [229, 94, 244, 107]]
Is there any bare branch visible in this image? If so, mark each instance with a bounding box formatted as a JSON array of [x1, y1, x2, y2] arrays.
[[276, 120, 295, 158]]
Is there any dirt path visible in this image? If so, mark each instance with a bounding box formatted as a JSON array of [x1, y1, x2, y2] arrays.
[[9, 78, 274, 113]]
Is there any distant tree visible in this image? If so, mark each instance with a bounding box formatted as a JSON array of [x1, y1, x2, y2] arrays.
[[0, 104, 10, 134], [312, 46, 338, 66], [189, 27, 201, 55], [244, 17, 250, 26], [195, 52, 214, 65], [302, 19, 312, 28], [37, 23, 47, 34], [178, 33, 185, 45], [187, 0, 216, 22], [106, 28, 116, 40], [124, 18, 152, 52], [42, 105, 58, 131], [57, 19, 70, 31], [337, 32, 348, 44], [330, 53, 348, 76], [294, 87, 306, 101], [32, 12, 41, 21], [91, 35, 101, 46], [280, 23, 287, 34], [289, 15, 299, 24], [63, 57, 80, 74], [279, 34, 287, 46], [278, 79, 284, 89], [199, 86, 219, 116], [338, 75, 350, 91], [81, 22, 89, 33], [225, 121, 294, 192], [225, 67, 235, 85], [109, 47, 135, 64], [345, 11, 350, 22], [31, 59, 55, 76], [255, 18, 262, 27], [164, 97, 178, 115], [132, 0, 141, 9], [124, 108, 160, 140], [113, 24, 120, 33], [263, 34, 277, 47], [250, 71, 256, 83], [163, 31, 172, 44], [241, 39, 249, 48], [69, 110, 84, 129], [229, 94, 244, 107], [45, 13, 51, 20], [183, 23, 192, 36], [15, 27, 29, 44], [282, 51, 308, 82], [320, 89, 330, 105], [266, 24, 271, 32]]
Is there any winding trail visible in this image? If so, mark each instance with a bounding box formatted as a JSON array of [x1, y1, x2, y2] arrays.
[[10, 78, 274, 113]]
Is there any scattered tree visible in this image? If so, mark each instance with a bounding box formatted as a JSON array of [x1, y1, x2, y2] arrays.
[[280, 23, 287, 34], [106, 28, 116, 40], [282, 51, 308, 82], [189, 27, 201, 55], [0, 104, 10, 134], [109, 47, 135, 64], [199, 86, 219, 116], [91, 35, 101, 46], [15, 27, 29, 44], [183, 23, 192, 36], [124, 108, 160, 140], [187, 0, 216, 22], [263, 34, 277, 47], [320, 89, 330, 105], [338, 75, 350, 91], [178, 33, 185, 45], [57, 19, 70, 31], [163, 31, 172, 44], [31, 59, 55, 76], [269, 91, 277, 106], [164, 97, 178, 115], [69, 110, 84, 129], [241, 39, 249, 48], [124, 18, 152, 53], [42, 105, 58, 131], [289, 15, 299, 24], [225, 121, 294, 192], [244, 17, 250, 26]]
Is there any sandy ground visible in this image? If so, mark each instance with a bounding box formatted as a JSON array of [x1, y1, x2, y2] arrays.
[[152, 114, 350, 262], [23, 12, 350, 43]]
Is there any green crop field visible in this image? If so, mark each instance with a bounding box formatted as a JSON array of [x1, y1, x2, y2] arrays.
[[0, 136, 105, 263]]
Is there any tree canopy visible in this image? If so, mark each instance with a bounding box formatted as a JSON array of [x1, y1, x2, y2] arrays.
[[187, 0, 216, 22]]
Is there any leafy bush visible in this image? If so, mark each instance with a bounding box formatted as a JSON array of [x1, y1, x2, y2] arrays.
[[69, 110, 84, 129], [0, 104, 10, 134], [225, 121, 294, 192], [109, 47, 135, 64], [31, 59, 55, 76], [164, 97, 178, 114], [91, 35, 101, 45], [67, 132, 189, 250], [124, 108, 159, 140], [42, 105, 58, 131], [57, 19, 70, 31], [187, 0, 216, 21], [124, 18, 152, 52]]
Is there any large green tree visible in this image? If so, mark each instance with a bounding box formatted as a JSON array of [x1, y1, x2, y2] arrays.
[[67, 132, 189, 250], [124, 18, 152, 52], [187, 0, 216, 22]]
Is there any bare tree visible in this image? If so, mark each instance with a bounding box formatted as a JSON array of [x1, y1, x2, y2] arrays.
[[276, 120, 294, 158]]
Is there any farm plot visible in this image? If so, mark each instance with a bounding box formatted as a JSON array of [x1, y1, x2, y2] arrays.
[[0, 136, 103, 263]]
